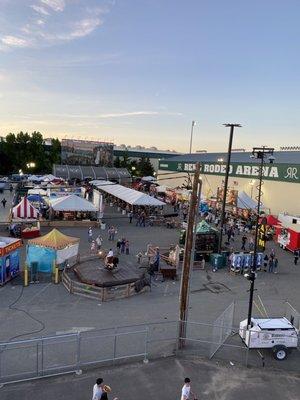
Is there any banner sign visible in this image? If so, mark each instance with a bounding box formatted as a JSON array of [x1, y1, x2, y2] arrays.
[[217, 187, 238, 206], [158, 160, 300, 184]]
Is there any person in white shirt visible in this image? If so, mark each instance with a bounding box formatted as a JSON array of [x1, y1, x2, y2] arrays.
[[181, 377, 195, 400], [92, 378, 104, 400], [107, 249, 114, 258]]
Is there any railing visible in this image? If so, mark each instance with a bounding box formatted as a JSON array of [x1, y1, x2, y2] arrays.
[[1, 305, 299, 386], [62, 270, 144, 301], [0, 328, 149, 385]]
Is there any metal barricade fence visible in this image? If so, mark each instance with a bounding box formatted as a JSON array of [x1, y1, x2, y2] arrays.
[[1, 312, 300, 386], [0, 328, 149, 385]]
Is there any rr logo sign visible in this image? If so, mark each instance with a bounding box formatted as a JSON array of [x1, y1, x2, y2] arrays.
[[284, 167, 299, 180]]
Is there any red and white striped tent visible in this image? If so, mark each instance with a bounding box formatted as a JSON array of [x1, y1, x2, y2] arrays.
[[12, 197, 39, 219]]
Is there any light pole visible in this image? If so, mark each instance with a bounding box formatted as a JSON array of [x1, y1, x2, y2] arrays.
[[246, 146, 275, 328], [218, 123, 241, 253], [189, 120, 196, 154]]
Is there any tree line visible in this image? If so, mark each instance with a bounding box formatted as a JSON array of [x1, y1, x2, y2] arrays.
[[0, 132, 155, 178], [0, 132, 61, 175]]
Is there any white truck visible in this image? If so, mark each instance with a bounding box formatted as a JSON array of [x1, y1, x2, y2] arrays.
[[239, 317, 299, 360]]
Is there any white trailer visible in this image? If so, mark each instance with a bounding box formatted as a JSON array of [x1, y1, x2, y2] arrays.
[[239, 317, 299, 360]]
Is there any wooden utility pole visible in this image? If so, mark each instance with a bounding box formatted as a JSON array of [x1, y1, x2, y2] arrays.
[[218, 123, 241, 253], [178, 162, 201, 348]]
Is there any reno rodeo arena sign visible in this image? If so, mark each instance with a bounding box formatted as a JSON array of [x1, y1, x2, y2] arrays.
[[158, 160, 300, 183]]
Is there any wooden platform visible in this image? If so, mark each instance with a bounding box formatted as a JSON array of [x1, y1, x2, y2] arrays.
[[74, 258, 141, 288]]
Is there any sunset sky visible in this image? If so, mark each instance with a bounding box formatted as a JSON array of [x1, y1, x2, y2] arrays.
[[0, 0, 299, 152]]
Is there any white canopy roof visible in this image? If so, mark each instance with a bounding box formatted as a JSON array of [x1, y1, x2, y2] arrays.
[[92, 181, 165, 206], [50, 194, 98, 212], [237, 191, 263, 210], [141, 176, 156, 182], [28, 188, 47, 196], [28, 175, 44, 182], [42, 174, 57, 182]]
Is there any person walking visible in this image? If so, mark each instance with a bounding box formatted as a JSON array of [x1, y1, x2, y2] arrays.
[[129, 210, 133, 223], [294, 249, 299, 265], [140, 211, 146, 227], [111, 226, 116, 241], [263, 254, 269, 272], [270, 248, 275, 260], [241, 235, 247, 251], [181, 377, 195, 400], [92, 378, 104, 400], [120, 238, 126, 254], [116, 239, 121, 254], [1, 198, 7, 208], [268, 257, 274, 273], [108, 226, 116, 241], [91, 240, 97, 254], [249, 237, 254, 251], [274, 257, 279, 273], [96, 235, 102, 251], [125, 239, 130, 255], [100, 385, 118, 400], [88, 226, 93, 243]]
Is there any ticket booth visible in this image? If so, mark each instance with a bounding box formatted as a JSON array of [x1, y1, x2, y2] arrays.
[[0, 237, 22, 285]]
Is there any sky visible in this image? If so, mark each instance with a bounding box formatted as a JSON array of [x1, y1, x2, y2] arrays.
[[0, 0, 300, 152]]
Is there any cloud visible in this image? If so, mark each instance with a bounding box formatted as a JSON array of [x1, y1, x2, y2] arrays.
[[40, 0, 65, 12], [1, 35, 32, 48], [30, 5, 50, 16], [1, 1, 112, 51], [67, 18, 102, 39], [39, 17, 101, 42], [98, 111, 160, 118], [15, 110, 183, 120]]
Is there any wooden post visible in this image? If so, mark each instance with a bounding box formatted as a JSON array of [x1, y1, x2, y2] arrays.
[[24, 263, 29, 287], [54, 266, 59, 284], [178, 162, 201, 349]]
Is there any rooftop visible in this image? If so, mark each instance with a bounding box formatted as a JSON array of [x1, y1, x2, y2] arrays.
[[161, 150, 300, 164]]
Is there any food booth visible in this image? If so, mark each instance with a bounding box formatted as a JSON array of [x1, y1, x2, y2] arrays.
[[26, 229, 80, 274], [276, 224, 300, 252], [0, 237, 22, 285], [180, 220, 219, 260], [49, 194, 98, 220], [11, 196, 40, 239]]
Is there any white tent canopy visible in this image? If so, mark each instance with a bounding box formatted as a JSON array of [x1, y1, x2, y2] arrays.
[[28, 188, 47, 196], [50, 194, 98, 212], [141, 176, 156, 182], [42, 174, 57, 182], [28, 175, 44, 182], [237, 191, 263, 210], [92, 180, 165, 206]]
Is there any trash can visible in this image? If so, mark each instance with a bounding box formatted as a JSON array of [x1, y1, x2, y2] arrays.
[[210, 253, 226, 269], [101, 223, 106, 230]]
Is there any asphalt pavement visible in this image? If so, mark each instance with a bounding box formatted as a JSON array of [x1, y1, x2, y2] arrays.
[[1, 356, 300, 400], [0, 202, 300, 394]]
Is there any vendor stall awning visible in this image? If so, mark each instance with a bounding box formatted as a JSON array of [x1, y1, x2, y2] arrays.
[[12, 197, 39, 219], [28, 228, 79, 249], [237, 191, 263, 210], [50, 194, 98, 212], [92, 181, 166, 206]]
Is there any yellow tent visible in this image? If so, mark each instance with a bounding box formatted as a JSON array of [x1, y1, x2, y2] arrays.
[[28, 228, 79, 250]]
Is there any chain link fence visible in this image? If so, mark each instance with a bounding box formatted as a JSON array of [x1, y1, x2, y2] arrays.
[[0, 301, 299, 386]]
